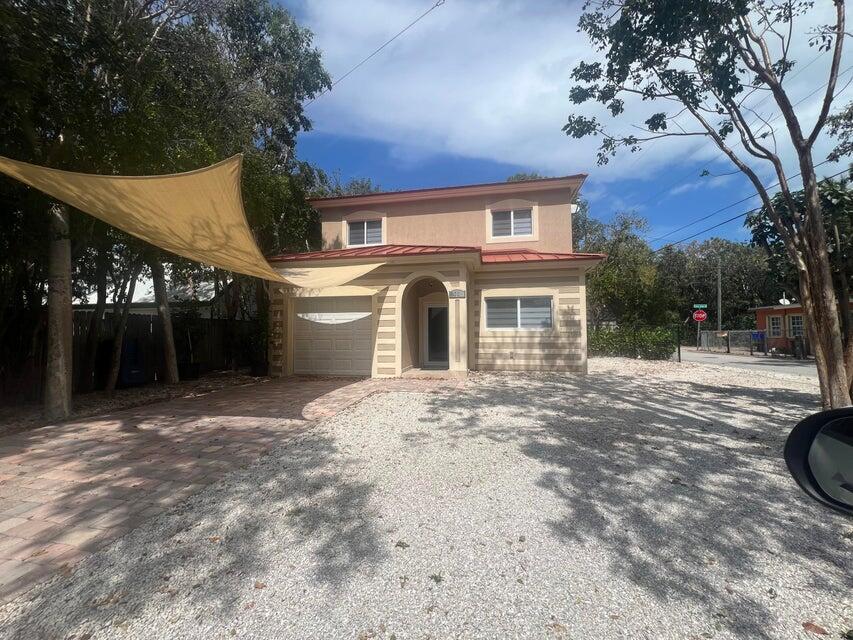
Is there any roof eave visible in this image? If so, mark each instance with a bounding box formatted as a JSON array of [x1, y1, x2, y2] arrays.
[[309, 175, 588, 209]]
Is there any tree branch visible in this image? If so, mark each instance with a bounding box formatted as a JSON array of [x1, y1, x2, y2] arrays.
[[727, 22, 808, 152], [677, 95, 803, 267], [806, 0, 846, 148]]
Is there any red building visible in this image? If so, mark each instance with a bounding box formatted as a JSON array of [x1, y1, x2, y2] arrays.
[[751, 301, 853, 356]]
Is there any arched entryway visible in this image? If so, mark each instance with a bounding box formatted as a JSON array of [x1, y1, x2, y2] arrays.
[[400, 275, 450, 371]]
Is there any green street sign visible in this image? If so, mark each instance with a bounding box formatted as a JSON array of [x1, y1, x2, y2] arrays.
[[693, 304, 708, 309]]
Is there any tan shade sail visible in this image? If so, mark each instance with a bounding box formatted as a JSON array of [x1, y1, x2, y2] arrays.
[[0, 154, 286, 282], [273, 262, 384, 289], [289, 285, 383, 298]]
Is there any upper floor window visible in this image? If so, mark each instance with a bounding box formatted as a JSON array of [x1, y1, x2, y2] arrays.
[[348, 219, 382, 246], [491, 208, 533, 238]]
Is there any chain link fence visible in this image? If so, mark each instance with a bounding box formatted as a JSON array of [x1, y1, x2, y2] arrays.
[[698, 329, 767, 354]]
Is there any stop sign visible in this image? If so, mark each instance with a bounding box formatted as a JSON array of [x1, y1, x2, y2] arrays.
[[693, 309, 708, 322]]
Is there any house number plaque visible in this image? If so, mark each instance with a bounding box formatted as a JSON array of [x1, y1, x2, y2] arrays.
[[448, 289, 466, 299]]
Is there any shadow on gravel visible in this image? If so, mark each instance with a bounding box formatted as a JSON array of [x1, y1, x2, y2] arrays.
[[0, 382, 385, 639], [418, 370, 847, 639]]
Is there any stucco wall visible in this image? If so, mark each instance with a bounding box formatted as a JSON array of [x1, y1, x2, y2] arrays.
[[471, 266, 586, 373], [348, 261, 468, 376], [320, 188, 573, 254], [269, 261, 588, 377]]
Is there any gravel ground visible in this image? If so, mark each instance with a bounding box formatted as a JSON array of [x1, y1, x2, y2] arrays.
[[1, 357, 851, 639]]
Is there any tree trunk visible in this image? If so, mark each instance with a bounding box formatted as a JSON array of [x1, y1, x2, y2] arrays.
[[832, 224, 853, 393], [81, 249, 108, 392], [799, 264, 850, 408], [44, 204, 73, 421], [223, 275, 242, 371], [798, 274, 831, 408], [149, 256, 179, 384], [105, 262, 142, 396], [796, 168, 851, 408]]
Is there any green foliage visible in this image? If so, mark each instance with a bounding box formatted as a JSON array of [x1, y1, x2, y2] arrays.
[[506, 172, 549, 182], [588, 326, 677, 360], [571, 199, 606, 252], [315, 175, 385, 197], [579, 213, 676, 326], [656, 237, 778, 329], [564, 1, 829, 164], [0, 0, 331, 381], [827, 102, 853, 162], [746, 171, 853, 307], [573, 204, 778, 330], [565, 1, 852, 406]]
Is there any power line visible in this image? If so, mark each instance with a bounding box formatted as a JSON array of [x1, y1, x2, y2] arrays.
[[648, 158, 832, 243], [652, 167, 851, 252], [304, 0, 446, 107], [645, 61, 853, 243], [630, 58, 851, 213], [620, 50, 827, 175]]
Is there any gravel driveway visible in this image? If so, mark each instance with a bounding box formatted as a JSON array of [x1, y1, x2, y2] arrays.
[[1, 358, 850, 639]]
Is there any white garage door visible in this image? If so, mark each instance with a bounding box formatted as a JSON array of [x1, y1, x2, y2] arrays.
[[292, 297, 374, 375]]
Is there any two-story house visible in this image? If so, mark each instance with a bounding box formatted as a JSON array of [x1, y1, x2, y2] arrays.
[[265, 175, 604, 377]]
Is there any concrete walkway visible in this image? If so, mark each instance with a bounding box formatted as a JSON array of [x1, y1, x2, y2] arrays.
[[680, 348, 818, 378], [0, 375, 463, 604]]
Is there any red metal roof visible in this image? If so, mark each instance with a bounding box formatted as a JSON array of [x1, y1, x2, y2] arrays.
[[267, 244, 479, 262], [267, 244, 604, 265], [481, 248, 606, 263]]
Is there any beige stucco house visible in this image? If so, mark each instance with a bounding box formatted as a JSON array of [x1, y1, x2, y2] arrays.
[[266, 175, 604, 378]]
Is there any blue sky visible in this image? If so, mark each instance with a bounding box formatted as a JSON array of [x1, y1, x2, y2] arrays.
[[284, 0, 851, 249]]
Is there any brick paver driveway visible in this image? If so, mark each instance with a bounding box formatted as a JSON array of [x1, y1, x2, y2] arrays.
[[0, 376, 462, 603]]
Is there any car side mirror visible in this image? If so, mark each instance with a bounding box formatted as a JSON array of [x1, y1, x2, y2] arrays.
[[785, 408, 853, 516]]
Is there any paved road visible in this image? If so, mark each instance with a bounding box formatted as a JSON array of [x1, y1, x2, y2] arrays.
[[680, 347, 818, 378]]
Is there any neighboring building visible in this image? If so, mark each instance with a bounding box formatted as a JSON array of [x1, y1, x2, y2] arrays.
[[266, 176, 604, 378], [74, 280, 252, 320], [73, 300, 216, 318], [751, 301, 853, 355]]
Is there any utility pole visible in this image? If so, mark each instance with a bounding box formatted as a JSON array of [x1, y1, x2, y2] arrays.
[[717, 256, 722, 331]]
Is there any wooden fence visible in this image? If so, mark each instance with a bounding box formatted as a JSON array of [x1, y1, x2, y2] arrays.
[[1, 311, 257, 404]]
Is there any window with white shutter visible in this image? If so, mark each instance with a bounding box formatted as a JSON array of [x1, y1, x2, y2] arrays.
[[520, 297, 551, 328], [492, 211, 513, 237], [485, 298, 518, 328], [365, 220, 382, 244], [486, 296, 552, 330], [491, 208, 533, 238], [348, 220, 383, 246], [513, 209, 533, 235]]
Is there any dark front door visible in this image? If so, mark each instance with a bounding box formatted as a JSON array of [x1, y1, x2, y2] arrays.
[[427, 305, 449, 366]]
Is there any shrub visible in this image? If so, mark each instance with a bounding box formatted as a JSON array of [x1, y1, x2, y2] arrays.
[[588, 326, 676, 360]]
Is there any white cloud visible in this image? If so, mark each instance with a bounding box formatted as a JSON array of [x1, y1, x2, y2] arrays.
[[297, 0, 852, 185]]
